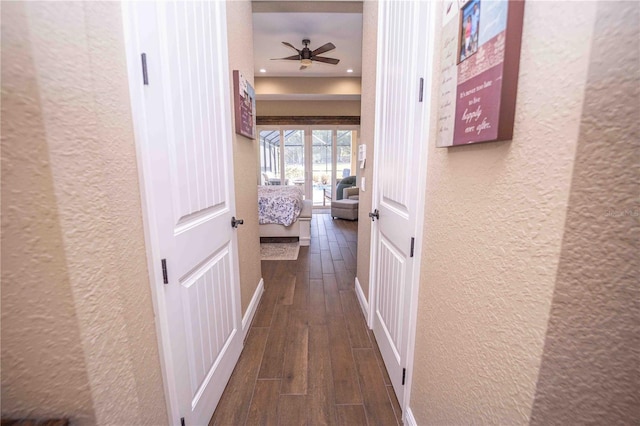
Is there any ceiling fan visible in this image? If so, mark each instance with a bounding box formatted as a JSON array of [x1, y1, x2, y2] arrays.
[[272, 39, 340, 70]]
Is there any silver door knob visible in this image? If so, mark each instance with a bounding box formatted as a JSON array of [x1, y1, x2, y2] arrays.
[[368, 209, 379, 221], [231, 217, 244, 228]]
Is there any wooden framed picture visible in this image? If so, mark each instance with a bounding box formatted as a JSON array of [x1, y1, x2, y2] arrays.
[[233, 70, 256, 139], [437, 0, 525, 147]]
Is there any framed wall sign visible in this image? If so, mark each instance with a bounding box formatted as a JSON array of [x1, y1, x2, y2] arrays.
[[437, 0, 525, 147], [233, 70, 256, 139]]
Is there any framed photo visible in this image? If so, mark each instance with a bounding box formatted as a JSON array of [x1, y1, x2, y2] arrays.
[[458, 0, 481, 63], [437, 0, 525, 147], [233, 70, 256, 139]]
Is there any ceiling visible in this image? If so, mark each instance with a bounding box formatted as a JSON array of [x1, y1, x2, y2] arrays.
[[252, 10, 363, 78]]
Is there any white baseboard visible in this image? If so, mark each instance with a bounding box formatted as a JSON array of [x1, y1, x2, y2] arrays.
[[354, 277, 370, 327], [242, 278, 264, 340], [404, 407, 417, 426]]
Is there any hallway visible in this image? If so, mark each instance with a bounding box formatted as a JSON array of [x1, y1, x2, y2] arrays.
[[210, 214, 401, 425]]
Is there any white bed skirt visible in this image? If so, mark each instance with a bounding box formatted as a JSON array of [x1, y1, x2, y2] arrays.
[[259, 199, 312, 246]]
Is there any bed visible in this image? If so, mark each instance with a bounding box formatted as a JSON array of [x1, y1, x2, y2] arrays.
[[258, 185, 312, 246]]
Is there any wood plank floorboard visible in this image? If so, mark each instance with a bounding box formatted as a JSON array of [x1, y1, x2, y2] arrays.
[[309, 253, 323, 279], [292, 269, 309, 310], [319, 236, 330, 251], [297, 246, 311, 271], [329, 242, 343, 261], [335, 232, 349, 248], [387, 385, 403, 425], [368, 329, 392, 387], [340, 290, 372, 349], [258, 304, 290, 379], [278, 271, 296, 305], [308, 279, 327, 326], [322, 274, 342, 318], [353, 349, 399, 426], [210, 327, 269, 426], [308, 325, 336, 425], [245, 379, 281, 426], [281, 309, 309, 395], [321, 250, 335, 274], [277, 395, 307, 425], [340, 246, 357, 271], [327, 315, 363, 405], [336, 268, 356, 292], [211, 214, 399, 426], [336, 405, 368, 426]]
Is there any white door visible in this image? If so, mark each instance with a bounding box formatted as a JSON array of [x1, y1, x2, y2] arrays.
[[122, 2, 243, 425], [370, 0, 430, 408]]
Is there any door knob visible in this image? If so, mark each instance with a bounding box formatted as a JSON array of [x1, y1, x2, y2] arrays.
[[368, 209, 379, 221], [231, 217, 244, 228]]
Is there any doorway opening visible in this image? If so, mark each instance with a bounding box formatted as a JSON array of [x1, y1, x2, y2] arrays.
[[258, 125, 360, 208]]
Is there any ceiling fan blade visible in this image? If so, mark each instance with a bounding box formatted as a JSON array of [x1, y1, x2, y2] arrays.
[[300, 65, 308, 70], [312, 56, 340, 65], [271, 54, 301, 61], [311, 42, 336, 56], [282, 41, 301, 53]]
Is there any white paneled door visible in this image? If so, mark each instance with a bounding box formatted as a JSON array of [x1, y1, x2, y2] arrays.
[[370, 0, 431, 410], [122, 2, 242, 425]]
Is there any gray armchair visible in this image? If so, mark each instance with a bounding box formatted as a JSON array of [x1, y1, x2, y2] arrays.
[[343, 187, 359, 200], [336, 176, 356, 200]]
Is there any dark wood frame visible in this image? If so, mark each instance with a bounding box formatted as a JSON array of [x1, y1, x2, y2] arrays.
[[257, 116, 360, 126], [436, 0, 525, 147]]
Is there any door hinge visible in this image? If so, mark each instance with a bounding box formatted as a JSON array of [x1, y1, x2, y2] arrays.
[[141, 53, 149, 85], [180, 417, 185, 426], [402, 368, 407, 385], [418, 77, 424, 102], [161, 258, 168, 284], [410, 237, 415, 258]]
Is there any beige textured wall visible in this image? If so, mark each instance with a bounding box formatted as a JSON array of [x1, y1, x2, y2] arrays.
[[1, 3, 95, 423], [530, 2, 640, 424], [255, 77, 361, 96], [256, 100, 361, 117], [355, 0, 378, 301], [411, 1, 597, 423], [227, 0, 263, 315], [1, 2, 167, 424]]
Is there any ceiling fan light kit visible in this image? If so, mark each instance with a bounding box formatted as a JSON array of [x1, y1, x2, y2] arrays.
[[272, 39, 340, 71]]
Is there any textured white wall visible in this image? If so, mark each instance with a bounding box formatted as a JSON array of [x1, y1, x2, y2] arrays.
[[530, 2, 640, 423], [227, 0, 263, 315], [255, 77, 361, 96], [1, 2, 167, 424], [256, 100, 361, 116], [411, 1, 597, 423], [1, 3, 96, 423]]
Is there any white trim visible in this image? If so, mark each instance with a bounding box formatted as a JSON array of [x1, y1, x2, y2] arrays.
[[121, 4, 178, 422], [367, 0, 437, 416], [122, 2, 240, 423], [404, 407, 417, 426], [242, 278, 264, 340], [401, 0, 438, 418], [354, 277, 370, 327]]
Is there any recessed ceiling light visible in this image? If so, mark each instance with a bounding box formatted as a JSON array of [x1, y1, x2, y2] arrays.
[[347, 69, 353, 73], [259, 68, 266, 73]]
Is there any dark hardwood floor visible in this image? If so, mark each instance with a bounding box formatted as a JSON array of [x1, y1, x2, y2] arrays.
[[210, 213, 401, 426]]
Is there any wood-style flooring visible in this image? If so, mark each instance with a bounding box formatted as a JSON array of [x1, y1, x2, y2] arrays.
[[210, 213, 401, 426]]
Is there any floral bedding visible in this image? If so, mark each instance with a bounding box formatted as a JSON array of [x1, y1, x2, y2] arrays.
[[258, 185, 304, 226]]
